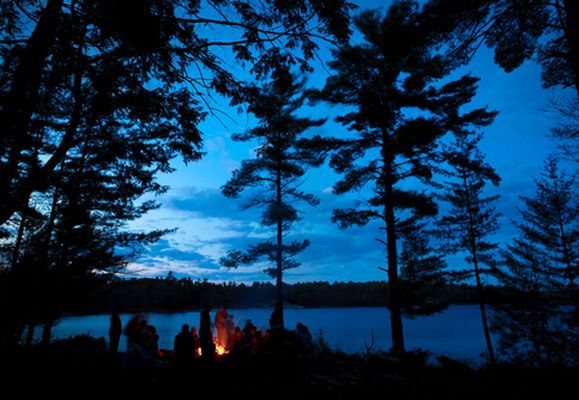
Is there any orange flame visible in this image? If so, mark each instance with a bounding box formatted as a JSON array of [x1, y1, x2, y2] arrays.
[[195, 338, 229, 357], [215, 342, 228, 356]]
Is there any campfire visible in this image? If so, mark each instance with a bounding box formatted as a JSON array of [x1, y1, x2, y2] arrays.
[[195, 337, 229, 357], [214, 340, 228, 356]]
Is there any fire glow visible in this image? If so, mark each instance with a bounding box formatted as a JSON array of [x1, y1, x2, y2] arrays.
[[215, 341, 228, 356], [196, 337, 229, 357]]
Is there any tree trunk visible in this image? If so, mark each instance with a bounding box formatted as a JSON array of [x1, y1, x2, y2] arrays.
[[275, 164, 284, 328], [556, 206, 577, 311], [0, 0, 64, 194], [25, 324, 35, 347], [40, 185, 60, 260], [383, 150, 404, 354], [10, 211, 27, 271], [473, 257, 496, 365], [41, 320, 53, 346], [463, 175, 496, 364], [0, 16, 84, 226]]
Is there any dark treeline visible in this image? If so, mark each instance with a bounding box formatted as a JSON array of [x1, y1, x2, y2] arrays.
[[68, 277, 515, 313]]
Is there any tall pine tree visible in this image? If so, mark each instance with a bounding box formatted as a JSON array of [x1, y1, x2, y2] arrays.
[[309, 2, 496, 353], [493, 158, 578, 366], [220, 73, 331, 327], [437, 131, 500, 364]]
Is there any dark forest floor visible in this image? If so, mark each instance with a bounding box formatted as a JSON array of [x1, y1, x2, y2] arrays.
[[0, 340, 577, 398]]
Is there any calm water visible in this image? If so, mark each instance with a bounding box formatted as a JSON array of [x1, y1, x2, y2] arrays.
[[52, 305, 489, 363]]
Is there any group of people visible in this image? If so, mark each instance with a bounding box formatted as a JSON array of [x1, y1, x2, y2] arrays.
[[109, 303, 314, 368], [122, 314, 161, 368]]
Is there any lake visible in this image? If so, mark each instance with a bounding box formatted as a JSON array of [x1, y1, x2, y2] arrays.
[[52, 305, 490, 364]]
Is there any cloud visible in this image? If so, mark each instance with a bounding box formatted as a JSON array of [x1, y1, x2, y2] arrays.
[[128, 167, 547, 283], [204, 135, 241, 173], [124, 185, 390, 282]]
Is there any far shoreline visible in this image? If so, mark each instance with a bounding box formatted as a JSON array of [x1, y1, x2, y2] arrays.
[[60, 303, 489, 318]]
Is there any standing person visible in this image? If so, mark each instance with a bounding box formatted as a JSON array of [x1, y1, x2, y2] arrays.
[[215, 307, 229, 348], [200, 305, 215, 359], [123, 315, 149, 368], [109, 310, 122, 353], [190, 327, 201, 356], [269, 302, 284, 331], [226, 314, 235, 349], [230, 327, 243, 350], [242, 319, 257, 349], [174, 324, 193, 368], [295, 322, 313, 353], [124, 315, 141, 345], [269, 302, 284, 348], [136, 320, 149, 348], [146, 325, 160, 358]]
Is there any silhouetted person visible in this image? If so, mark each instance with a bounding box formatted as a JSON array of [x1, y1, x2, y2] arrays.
[[200, 305, 215, 359], [230, 326, 243, 350], [123, 315, 151, 368], [109, 310, 122, 353], [215, 306, 229, 348], [174, 324, 193, 368], [226, 314, 235, 347], [238, 320, 257, 353], [269, 302, 284, 348], [191, 327, 201, 356], [124, 315, 142, 345], [295, 322, 313, 352], [146, 325, 159, 358], [269, 302, 284, 330], [242, 319, 257, 341], [136, 320, 149, 347]]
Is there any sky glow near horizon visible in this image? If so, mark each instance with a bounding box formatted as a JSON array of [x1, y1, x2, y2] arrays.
[[124, 0, 576, 283]]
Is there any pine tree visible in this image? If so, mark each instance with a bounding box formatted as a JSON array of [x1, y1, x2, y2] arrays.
[[493, 158, 578, 366], [309, 2, 496, 354], [437, 131, 500, 364], [0, 0, 355, 226], [516, 159, 578, 299], [0, 97, 176, 344], [0, 0, 355, 344], [421, 0, 578, 93], [220, 73, 332, 327]]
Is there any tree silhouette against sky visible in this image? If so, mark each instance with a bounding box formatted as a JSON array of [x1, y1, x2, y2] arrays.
[[220, 73, 333, 326], [310, 2, 496, 353]]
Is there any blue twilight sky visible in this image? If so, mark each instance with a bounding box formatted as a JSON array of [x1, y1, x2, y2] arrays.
[[125, 0, 576, 283]]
